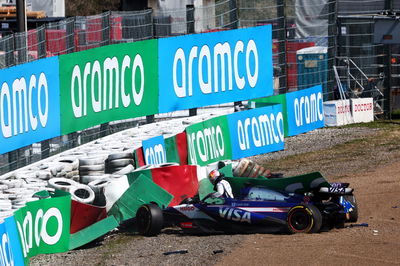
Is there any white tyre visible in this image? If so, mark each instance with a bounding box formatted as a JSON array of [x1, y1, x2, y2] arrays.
[[113, 164, 135, 175], [79, 157, 105, 166], [47, 178, 78, 192], [70, 185, 95, 205], [79, 164, 105, 172], [108, 152, 133, 161]]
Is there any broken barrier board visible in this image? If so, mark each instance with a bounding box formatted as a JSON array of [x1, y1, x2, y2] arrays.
[[134, 147, 146, 167], [164, 132, 188, 165], [70, 200, 107, 234], [127, 165, 198, 206], [226, 172, 330, 196], [69, 215, 119, 250], [151, 165, 198, 206], [108, 174, 173, 223], [13, 190, 71, 263]]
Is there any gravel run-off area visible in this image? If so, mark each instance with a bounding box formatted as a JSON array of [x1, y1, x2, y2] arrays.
[[31, 123, 400, 266]]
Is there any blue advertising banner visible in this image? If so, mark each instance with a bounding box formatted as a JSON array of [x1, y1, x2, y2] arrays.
[[142, 135, 167, 165], [0, 57, 60, 154], [227, 104, 284, 159], [158, 25, 273, 113], [285, 85, 324, 136], [0, 216, 25, 266]]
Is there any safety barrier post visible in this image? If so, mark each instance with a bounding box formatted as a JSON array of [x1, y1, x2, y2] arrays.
[[187, 4, 197, 117], [102, 11, 110, 46], [327, 0, 337, 101], [277, 0, 287, 94]]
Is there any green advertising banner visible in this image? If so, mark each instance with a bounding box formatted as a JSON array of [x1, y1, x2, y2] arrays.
[[59, 40, 159, 134], [186, 115, 232, 166], [13, 190, 71, 262]]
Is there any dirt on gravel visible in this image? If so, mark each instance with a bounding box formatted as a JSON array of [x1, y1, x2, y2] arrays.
[[31, 122, 400, 266]]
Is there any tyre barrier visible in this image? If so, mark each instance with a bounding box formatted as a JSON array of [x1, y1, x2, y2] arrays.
[[232, 159, 272, 178], [113, 164, 135, 175], [47, 178, 78, 192], [80, 174, 113, 185], [105, 152, 134, 174], [88, 178, 111, 206], [79, 157, 106, 179], [70, 185, 95, 205]]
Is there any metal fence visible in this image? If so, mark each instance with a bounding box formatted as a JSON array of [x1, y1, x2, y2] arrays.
[[1, 0, 399, 174]]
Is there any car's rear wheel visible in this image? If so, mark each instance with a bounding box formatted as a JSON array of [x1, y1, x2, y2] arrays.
[[287, 204, 322, 233], [345, 195, 358, 222], [136, 204, 163, 236]]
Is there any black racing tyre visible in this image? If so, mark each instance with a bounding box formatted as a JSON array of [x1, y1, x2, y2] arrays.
[[287, 204, 322, 233], [345, 195, 358, 223], [136, 204, 163, 236]]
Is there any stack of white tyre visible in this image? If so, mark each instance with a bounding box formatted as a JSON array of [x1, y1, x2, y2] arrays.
[[105, 152, 135, 174]]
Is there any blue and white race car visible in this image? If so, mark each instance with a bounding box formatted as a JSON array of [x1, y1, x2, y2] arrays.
[[135, 183, 358, 236]]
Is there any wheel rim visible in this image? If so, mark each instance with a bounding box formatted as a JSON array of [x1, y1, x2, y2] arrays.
[[288, 208, 313, 232]]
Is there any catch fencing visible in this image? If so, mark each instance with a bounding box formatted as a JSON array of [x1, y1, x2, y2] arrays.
[[0, 0, 398, 174]]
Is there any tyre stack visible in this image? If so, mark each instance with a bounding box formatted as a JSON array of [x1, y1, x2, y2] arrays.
[[0, 172, 48, 219], [47, 177, 95, 205], [105, 152, 135, 174], [88, 177, 111, 206], [55, 157, 80, 182], [78, 157, 107, 185], [232, 159, 271, 178]]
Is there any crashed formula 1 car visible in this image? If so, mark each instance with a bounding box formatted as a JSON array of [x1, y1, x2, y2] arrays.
[[135, 181, 358, 236]]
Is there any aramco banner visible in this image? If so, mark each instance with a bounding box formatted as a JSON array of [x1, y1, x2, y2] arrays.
[[186, 115, 232, 166], [59, 40, 159, 134], [227, 104, 284, 159], [158, 25, 274, 113], [0, 57, 60, 154], [13, 190, 71, 262], [142, 135, 167, 165], [0, 216, 25, 266], [286, 85, 324, 136]]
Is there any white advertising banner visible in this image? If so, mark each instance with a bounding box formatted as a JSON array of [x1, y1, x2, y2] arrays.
[[351, 98, 374, 123], [323, 99, 353, 126]]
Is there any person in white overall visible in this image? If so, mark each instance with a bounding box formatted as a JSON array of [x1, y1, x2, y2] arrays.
[[208, 169, 234, 199]]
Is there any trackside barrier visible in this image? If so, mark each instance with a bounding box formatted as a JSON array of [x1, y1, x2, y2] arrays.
[[323, 99, 353, 126], [158, 25, 274, 113], [323, 98, 374, 126], [0, 216, 24, 266], [13, 190, 71, 264], [1, 25, 274, 156], [248, 85, 325, 137], [0, 57, 61, 155]]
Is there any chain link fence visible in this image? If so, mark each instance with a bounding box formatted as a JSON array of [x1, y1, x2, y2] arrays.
[[1, 0, 399, 174]]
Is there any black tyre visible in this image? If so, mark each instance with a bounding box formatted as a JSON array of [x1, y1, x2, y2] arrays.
[[345, 195, 358, 223], [287, 204, 322, 233], [136, 204, 163, 236]]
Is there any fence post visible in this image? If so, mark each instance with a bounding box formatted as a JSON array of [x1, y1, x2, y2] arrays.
[[41, 139, 50, 159], [102, 11, 110, 46], [37, 26, 46, 59], [187, 5, 197, 117], [327, 0, 337, 101], [383, 44, 392, 118], [66, 17, 75, 54], [229, 0, 238, 29], [277, 0, 287, 94], [8, 151, 18, 172], [4, 35, 15, 67]]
